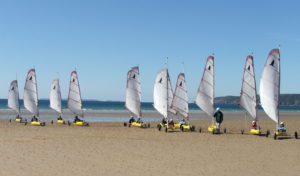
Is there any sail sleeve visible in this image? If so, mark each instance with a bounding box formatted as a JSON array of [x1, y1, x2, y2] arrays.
[[50, 79, 62, 114], [195, 56, 215, 117], [125, 66, 142, 117], [240, 56, 257, 120], [8, 80, 20, 113], [259, 49, 280, 123], [67, 71, 84, 117], [171, 73, 189, 118], [153, 69, 173, 118], [23, 69, 39, 116]]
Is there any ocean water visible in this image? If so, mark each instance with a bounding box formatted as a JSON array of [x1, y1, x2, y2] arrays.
[[0, 99, 300, 112]]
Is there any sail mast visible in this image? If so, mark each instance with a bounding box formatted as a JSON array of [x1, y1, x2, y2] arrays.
[[277, 46, 281, 127]]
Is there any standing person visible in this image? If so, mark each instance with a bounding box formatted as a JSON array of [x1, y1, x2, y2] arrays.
[[214, 107, 223, 129]]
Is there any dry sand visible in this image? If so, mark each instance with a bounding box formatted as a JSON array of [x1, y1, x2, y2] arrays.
[[0, 112, 299, 176]]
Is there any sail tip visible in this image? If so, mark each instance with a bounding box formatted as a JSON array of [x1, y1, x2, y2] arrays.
[[28, 69, 35, 74], [270, 48, 280, 55], [207, 56, 214, 60], [246, 55, 254, 60], [11, 80, 18, 84], [178, 73, 185, 77]]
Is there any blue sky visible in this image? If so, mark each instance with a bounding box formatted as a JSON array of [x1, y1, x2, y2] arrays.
[[0, 0, 299, 101]]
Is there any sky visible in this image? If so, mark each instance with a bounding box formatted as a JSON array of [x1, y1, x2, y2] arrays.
[[0, 0, 300, 101]]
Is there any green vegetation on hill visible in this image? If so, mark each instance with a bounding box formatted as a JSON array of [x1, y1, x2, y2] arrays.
[[215, 94, 300, 106]]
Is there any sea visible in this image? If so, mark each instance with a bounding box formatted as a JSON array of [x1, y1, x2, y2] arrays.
[[0, 99, 300, 112]]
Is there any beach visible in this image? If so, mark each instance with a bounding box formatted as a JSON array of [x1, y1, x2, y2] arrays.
[[0, 111, 299, 176]]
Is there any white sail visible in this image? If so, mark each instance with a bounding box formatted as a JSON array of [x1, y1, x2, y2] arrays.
[[240, 56, 257, 120], [195, 56, 214, 117], [171, 73, 189, 118], [67, 71, 84, 117], [8, 80, 20, 114], [125, 66, 141, 118], [153, 69, 174, 118], [24, 69, 39, 116], [50, 79, 62, 114], [259, 49, 280, 123]]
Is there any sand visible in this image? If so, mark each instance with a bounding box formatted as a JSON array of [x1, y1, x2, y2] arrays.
[[0, 111, 299, 176]]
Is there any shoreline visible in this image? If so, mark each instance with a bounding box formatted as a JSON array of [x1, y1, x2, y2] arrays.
[[1, 110, 299, 122]]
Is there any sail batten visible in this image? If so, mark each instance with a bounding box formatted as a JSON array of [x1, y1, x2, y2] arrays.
[[240, 56, 257, 120], [195, 56, 215, 117], [259, 49, 280, 124], [50, 79, 62, 114], [67, 71, 84, 117], [171, 73, 189, 118], [23, 69, 39, 116], [125, 66, 142, 118], [153, 69, 174, 118], [8, 80, 20, 114]]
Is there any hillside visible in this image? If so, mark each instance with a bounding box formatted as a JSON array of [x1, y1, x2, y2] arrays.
[[215, 94, 300, 106]]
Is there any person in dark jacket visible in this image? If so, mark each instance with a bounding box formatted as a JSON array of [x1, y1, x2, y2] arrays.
[[214, 107, 223, 129], [129, 116, 135, 123], [74, 116, 83, 123], [31, 116, 38, 122]]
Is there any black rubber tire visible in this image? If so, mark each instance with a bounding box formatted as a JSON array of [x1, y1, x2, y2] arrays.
[[124, 122, 127, 127], [274, 133, 277, 140], [295, 131, 298, 139], [241, 129, 244, 135], [158, 125, 161, 131], [181, 126, 184, 132], [165, 127, 168, 133], [199, 128, 202, 133], [212, 130, 215, 135], [191, 126, 195, 132]]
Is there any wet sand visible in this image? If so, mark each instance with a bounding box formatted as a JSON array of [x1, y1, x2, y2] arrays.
[[0, 111, 299, 176]]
